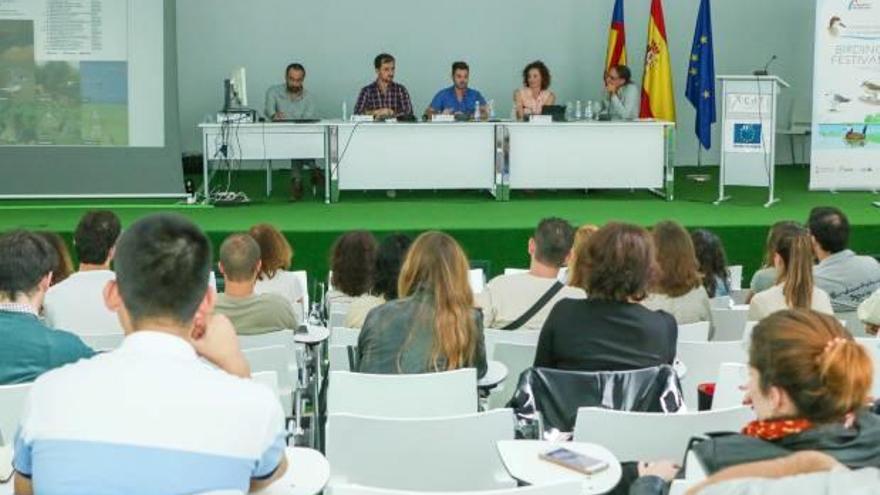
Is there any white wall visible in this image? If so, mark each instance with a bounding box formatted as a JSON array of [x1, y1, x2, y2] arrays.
[[175, 0, 815, 165]]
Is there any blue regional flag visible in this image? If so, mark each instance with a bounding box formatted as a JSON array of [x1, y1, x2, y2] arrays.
[[685, 0, 716, 150]]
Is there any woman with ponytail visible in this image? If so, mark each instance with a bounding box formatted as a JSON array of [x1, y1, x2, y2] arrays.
[[748, 225, 833, 321], [356, 231, 487, 377], [627, 310, 880, 495]]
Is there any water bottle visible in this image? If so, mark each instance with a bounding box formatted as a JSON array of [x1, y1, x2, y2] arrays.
[[308, 302, 322, 327], [575, 100, 583, 121], [474, 99, 481, 122], [488, 99, 496, 120], [585, 100, 594, 121], [342, 101, 348, 121]]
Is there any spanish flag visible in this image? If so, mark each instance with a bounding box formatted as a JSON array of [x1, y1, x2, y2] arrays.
[[639, 0, 676, 121], [605, 0, 627, 71]]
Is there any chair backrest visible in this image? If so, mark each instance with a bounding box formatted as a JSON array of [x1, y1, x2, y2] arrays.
[[509, 366, 683, 434], [573, 406, 754, 461], [0, 382, 31, 445], [488, 343, 538, 410], [326, 410, 516, 491], [712, 363, 748, 410], [292, 270, 310, 318], [242, 345, 294, 413], [729, 289, 749, 306], [469, 268, 486, 294], [79, 333, 125, 351], [331, 481, 582, 495], [328, 301, 352, 329], [710, 306, 750, 341], [330, 327, 360, 346], [251, 370, 280, 397], [857, 337, 880, 398], [677, 322, 710, 343], [484, 329, 540, 360], [709, 296, 732, 309], [238, 329, 296, 354], [327, 369, 478, 417], [676, 340, 748, 410], [728, 265, 743, 291], [329, 327, 361, 371], [503, 268, 527, 276]]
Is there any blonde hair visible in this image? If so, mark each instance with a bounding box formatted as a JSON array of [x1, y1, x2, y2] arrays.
[[567, 224, 599, 287], [751, 310, 872, 423], [398, 231, 477, 372], [775, 226, 815, 310]]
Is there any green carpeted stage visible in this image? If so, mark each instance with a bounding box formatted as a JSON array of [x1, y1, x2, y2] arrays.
[[2, 166, 879, 292]]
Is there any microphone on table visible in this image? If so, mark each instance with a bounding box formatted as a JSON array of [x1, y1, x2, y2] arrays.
[[753, 55, 777, 76]]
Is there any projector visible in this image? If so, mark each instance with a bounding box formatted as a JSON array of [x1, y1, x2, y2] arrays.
[[216, 109, 256, 124]]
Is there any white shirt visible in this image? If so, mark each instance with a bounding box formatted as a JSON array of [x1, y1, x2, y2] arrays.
[[254, 270, 305, 322], [642, 286, 712, 325], [476, 273, 586, 330], [13, 331, 286, 494], [748, 284, 834, 321], [43, 270, 122, 335]]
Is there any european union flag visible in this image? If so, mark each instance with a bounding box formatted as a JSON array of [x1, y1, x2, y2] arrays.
[[685, 0, 716, 150]]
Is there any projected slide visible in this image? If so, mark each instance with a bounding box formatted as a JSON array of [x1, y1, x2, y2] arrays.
[[0, 0, 163, 147]]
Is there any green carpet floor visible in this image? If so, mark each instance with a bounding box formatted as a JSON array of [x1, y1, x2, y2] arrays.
[[2, 166, 879, 290]]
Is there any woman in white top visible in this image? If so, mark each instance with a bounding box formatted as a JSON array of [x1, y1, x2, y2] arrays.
[[249, 224, 305, 321], [326, 231, 379, 327], [345, 234, 412, 328], [642, 221, 711, 324], [514, 60, 556, 120], [749, 225, 833, 321]]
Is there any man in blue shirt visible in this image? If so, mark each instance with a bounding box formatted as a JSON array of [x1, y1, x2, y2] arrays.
[[426, 61, 488, 120], [0, 230, 94, 385]]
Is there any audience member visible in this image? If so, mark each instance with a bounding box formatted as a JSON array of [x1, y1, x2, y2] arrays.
[[215, 233, 298, 334], [691, 229, 731, 298], [345, 233, 411, 329], [249, 223, 305, 321], [632, 310, 879, 495], [534, 223, 677, 371], [749, 226, 833, 321], [478, 218, 584, 330], [567, 224, 599, 287], [327, 230, 379, 322], [808, 206, 880, 313], [357, 231, 487, 377], [36, 231, 74, 286], [43, 210, 123, 335], [858, 288, 880, 336], [748, 221, 801, 302], [0, 230, 93, 385], [13, 214, 287, 494], [642, 221, 711, 324]]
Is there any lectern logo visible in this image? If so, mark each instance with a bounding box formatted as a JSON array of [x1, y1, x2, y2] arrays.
[[849, 0, 872, 11]]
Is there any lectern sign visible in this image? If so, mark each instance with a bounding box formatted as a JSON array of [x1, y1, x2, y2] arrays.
[[811, 0, 880, 190]]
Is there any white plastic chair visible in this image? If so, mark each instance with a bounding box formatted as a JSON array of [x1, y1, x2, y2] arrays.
[[243, 345, 295, 413], [330, 327, 359, 346], [329, 327, 360, 371], [729, 289, 750, 306], [709, 296, 732, 309], [325, 410, 517, 491], [0, 383, 31, 445], [573, 406, 754, 461], [488, 342, 537, 410], [470, 268, 486, 295], [857, 337, 880, 398], [677, 322, 710, 343], [484, 329, 540, 360], [728, 265, 743, 291], [503, 268, 527, 275], [331, 481, 582, 495], [292, 270, 310, 318], [710, 305, 749, 341], [712, 363, 748, 410], [327, 369, 478, 417], [676, 340, 748, 410], [328, 301, 352, 330], [80, 333, 124, 351]]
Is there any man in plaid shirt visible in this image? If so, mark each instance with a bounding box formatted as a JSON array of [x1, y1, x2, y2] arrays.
[[354, 53, 414, 118]]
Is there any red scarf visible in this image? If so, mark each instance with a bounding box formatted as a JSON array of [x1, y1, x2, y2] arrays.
[[742, 418, 814, 441]]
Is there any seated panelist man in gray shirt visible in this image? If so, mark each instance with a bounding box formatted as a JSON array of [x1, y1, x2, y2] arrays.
[[264, 63, 319, 201], [603, 64, 640, 120]]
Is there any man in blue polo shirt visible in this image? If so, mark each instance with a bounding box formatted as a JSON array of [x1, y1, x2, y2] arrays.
[[0, 230, 93, 385], [13, 214, 288, 495], [426, 61, 488, 120]]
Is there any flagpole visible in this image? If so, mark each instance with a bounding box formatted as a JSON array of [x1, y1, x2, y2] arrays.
[[697, 146, 702, 167]]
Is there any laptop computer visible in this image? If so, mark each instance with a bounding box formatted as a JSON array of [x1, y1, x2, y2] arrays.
[[541, 105, 567, 122]]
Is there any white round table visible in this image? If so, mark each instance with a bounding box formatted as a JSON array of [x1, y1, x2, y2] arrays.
[[496, 440, 622, 495], [293, 325, 330, 345], [478, 360, 508, 388], [254, 447, 330, 495]]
